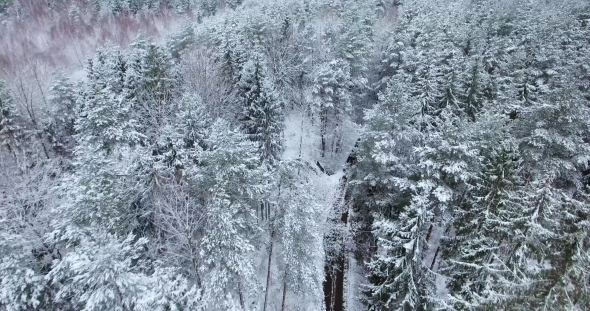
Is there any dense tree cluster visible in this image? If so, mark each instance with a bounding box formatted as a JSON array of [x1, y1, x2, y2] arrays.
[[1, 0, 589, 310], [350, 0, 590, 310]]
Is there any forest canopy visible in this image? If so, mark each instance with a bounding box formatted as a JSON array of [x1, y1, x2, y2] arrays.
[[0, 0, 589, 310]]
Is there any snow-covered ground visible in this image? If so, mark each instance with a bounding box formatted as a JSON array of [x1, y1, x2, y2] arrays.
[[283, 107, 362, 310]]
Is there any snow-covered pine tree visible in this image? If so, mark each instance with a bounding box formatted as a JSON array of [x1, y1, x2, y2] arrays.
[[438, 2, 590, 310], [195, 119, 267, 309], [140, 93, 210, 267], [514, 14, 590, 304], [47, 231, 153, 311], [348, 8, 436, 267], [126, 35, 181, 141], [355, 4, 499, 309], [238, 54, 283, 165], [336, 5, 374, 84], [126, 0, 144, 13], [312, 59, 353, 159], [166, 23, 196, 60], [0, 224, 53, 311], [61, 47, 145, 232], [216, 22, 247, 87], [200, 0, 219, 16], [274, 159, 324, 308], [108, 0, 126, 14], [366, 186, 436, 311], [441, 148, 530, 310], [44, 72, 78, 158], [45, 45, 198, 310], [0, 80, 22, 157], [358, 74, 436, 311]]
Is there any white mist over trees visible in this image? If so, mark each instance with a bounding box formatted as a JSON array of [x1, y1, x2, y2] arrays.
[[0, 0, 589, 311]]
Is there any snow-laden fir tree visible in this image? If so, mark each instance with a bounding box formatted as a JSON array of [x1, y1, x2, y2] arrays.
[[44, 72, 78, 158], [0, 80, 22, 156], [238, 54, 283, 165], [0, 142, 65, 311], [47, 231, 152, 311], [503, 6, 590, 308], [441, 148, 531, 310], [274, 160, 324, 308], [0, 224, 53, 311], [194, 119, 267, 310], [359, 75, 440, 310], [126, 35, 181, 141], [166, 23, 196, 60], [60, 47, 145, 233], [312, 59, 353, 159], [336, 4, 374, 84]]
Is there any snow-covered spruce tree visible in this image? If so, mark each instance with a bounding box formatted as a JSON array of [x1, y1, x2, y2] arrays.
[[132, 89, 270, 309], [312, 59, 353, 159], [59, 47, 145, 233], [354, 3, 502, 309], [193, 119, 267, 310], [543, 7, 590, 307], [47, 44, 192, 311], [243, 13, 272, 49], [200, 0, 219, 16], [0, 223, 54, 311], [216, 21, 248, 87], [166, 23, 196, 61], [126, 35, 181, 141], [47, 47, 147, 305], [435, 2, 590, 310], [44, 72, 78, 159], [503, 5, 590, 308], [360, 60, 491, 309], [346, 9, 422, 266], [47, 227, 190, 311], [273, 159, 324, 308], [0, 168, 61, 311], [118, 35, 188, 242], [131, 94, 269, 310], [238, 54, 283, 165], [365, 184, 437, 311], [107, 0, 126, 14], [126, 0, 144, 13], [441, 147, 531, 310], [0, 80, 22, 157], [335, 4, 374, 85], [356, 73, 436, 310], [47, 231, 151, 311]]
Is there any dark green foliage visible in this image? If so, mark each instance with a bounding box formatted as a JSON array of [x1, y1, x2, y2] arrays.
[[238, 55, 283, 165], [0, 80, 22, 154], [0, 0, 11, 13]]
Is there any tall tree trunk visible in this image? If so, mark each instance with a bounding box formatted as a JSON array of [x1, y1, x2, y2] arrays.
[[281, 276, 287, 311], [425, 224, 434, 242], [320, 109, 327, 158], [430, 246, 440, 270], [238, 280, 245, 309], [324, 174, 351, 311], [263, 230, 275, 311]]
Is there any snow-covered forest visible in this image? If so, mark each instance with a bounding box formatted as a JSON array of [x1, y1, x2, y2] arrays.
[[1, 0, 589, 310]]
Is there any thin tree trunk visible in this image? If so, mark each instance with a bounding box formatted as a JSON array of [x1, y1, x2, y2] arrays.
[[263, 230, 275, 311], [238, 280, 245, 309], [298, 116, 303, 158], [281, 277, 287, 311], [320, 109, 327, 158], [330, 269, 336, 311], [430, 246, 440, 270], [425, 224, 434, 242]]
